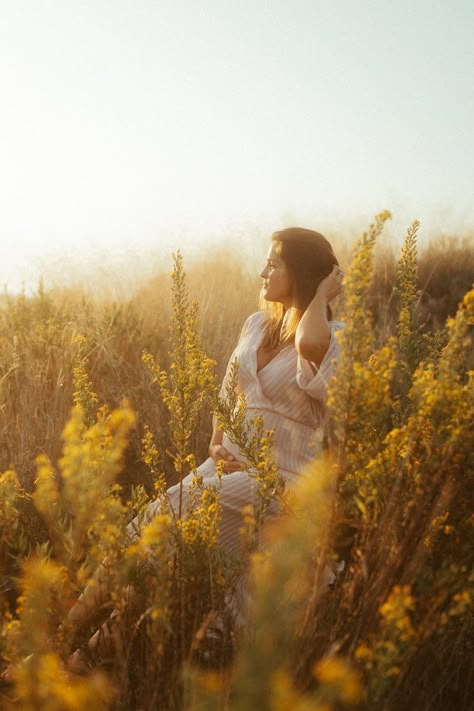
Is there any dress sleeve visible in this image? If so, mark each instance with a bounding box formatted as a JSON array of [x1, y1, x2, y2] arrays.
[[296, 321, 344, 401]]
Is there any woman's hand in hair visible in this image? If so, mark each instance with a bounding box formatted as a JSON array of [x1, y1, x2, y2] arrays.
[[316, 264, 344, 303], [209, 444, 242, 473]]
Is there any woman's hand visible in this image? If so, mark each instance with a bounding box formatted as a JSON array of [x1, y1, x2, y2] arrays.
[[316, 264, 344, 302], [209, 444, 242, 473]]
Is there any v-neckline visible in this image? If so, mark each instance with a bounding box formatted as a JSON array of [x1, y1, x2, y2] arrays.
[[255, 341, 293, 375]]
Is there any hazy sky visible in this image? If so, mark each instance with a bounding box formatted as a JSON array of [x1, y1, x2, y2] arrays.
[[1, 0, 473, 292]]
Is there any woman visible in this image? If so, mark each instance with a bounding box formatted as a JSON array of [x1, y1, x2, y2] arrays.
[[2, 227, 344, 677], [208, 226, 344, 491], [65, 227, 344, 662]]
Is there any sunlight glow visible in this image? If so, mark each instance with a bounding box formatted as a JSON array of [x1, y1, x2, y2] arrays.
[[0, 0, 473, 291]]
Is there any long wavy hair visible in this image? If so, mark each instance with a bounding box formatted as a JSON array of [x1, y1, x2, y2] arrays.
[[259, 227, 339, 350]]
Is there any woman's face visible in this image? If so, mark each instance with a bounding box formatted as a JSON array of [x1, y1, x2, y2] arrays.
[[260, 242, 293, 308]]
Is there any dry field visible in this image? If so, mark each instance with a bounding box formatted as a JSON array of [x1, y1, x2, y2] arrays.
[[0, 215, 473, 710]]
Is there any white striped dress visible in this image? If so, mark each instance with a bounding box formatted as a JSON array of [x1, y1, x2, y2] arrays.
[[143, 311, 344, 557]]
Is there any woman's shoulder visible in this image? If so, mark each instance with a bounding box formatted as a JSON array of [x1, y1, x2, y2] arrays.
[[240, 310, 266, 331], [245, 311, 267, 327]]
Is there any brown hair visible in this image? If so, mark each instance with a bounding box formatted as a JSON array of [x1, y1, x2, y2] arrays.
[[259, 227, 339, 350]]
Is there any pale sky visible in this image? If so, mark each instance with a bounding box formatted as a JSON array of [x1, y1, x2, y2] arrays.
[[1, 0, 473, 292]]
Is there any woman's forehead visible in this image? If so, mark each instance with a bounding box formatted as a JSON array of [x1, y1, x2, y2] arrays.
[[266, 242, 282, 261]]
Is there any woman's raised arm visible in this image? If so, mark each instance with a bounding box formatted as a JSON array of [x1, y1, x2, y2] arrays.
[[295, 265, 343, 367]]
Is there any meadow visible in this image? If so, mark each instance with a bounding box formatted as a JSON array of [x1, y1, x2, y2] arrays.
[[0, 213, 473, 710]]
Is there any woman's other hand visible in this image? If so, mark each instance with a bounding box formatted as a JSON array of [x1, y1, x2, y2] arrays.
[[209, 444, 241, 473], [316, 264, 344, 302]]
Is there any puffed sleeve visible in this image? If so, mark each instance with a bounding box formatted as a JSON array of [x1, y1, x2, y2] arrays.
[[296, 321, 344, 401]]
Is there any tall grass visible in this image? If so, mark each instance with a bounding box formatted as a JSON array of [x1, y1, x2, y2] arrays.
[[0, 219, 473, 710]]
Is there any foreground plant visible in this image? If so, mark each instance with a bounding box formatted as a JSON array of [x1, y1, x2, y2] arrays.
[[189, 214, 473, 711], [188, 458, 361, 711], [142, 251, 217, 516], [323, 219, 473, 708]]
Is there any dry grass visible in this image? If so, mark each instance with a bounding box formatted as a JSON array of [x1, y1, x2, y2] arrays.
[[0, 225, 473, 710]]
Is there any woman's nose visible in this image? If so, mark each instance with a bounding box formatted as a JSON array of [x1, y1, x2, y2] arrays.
[[260, 266, 268, 278]]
